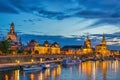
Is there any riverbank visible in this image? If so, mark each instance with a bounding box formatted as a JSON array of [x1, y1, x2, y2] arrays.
[[0, 54, 120, 71], [0, 54, 90, 64], [0, 60, 61, 71], [0, 60, 119, 80]]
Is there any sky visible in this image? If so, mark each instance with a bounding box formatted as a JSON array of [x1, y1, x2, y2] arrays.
[[0, 0, 120, 48]]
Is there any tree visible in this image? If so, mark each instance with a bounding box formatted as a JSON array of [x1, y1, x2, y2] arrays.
[[35, 50, 39, 54], [27, 50, 32, 54], [0, 40, 11, 54]]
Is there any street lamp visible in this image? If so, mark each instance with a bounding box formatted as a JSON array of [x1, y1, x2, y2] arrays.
[[15, 60, 20, 65], [31, 59, 34, 63], [40, 58, 42, 62]]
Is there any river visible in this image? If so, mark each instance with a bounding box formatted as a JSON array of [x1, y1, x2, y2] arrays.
[[0, 60, 120, 80]]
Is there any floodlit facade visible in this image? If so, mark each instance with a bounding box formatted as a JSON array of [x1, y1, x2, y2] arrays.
[[61, 36, 93, 55], [7, 23, 18, 42], [96, 35, 110, 56], [6, 23, 22, 50], [27, 40, 60, 54], [61, 46, 82, 54], [83, 36, 93, 54]]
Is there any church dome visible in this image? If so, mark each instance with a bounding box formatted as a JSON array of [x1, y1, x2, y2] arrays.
[[7, 22, 18, 42], [43, 40, 50, 47]]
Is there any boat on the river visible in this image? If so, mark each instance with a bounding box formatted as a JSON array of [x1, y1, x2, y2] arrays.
[[42, 63, 58, 69], [23, 65, 42, 71], [62, 58, 82, 66]]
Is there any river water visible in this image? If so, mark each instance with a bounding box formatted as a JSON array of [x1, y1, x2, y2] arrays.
[[0, 60, 120, 80]]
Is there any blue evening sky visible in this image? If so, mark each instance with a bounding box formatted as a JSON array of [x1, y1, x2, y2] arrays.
[[0, 0, 120, 36], [0, 0, 120, 48]]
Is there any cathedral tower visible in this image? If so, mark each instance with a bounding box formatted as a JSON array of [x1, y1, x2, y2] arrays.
[[84, 35, 91, 48], [10, 23, 15, 34], [102, 34, 106, 46], [7, 22, 18, 42]]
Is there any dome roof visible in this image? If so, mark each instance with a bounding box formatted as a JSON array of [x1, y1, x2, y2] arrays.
[[44, 40, 49, 44], [11, 22, 14, 26], [53, 42, 59, 45]]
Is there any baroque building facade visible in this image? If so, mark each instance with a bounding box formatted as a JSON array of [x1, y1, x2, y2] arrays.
[[7, 23, 22, 50], [82, 35, 93, 54], [27, 40, 60, 54], [96, 35, 110, 56], [61, 35, 93, 55], [7, 23, 18, 42]]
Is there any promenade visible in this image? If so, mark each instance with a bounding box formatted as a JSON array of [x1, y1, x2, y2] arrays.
[[0, 59, 62, 71]]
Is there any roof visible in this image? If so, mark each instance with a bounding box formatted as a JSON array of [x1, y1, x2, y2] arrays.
[[11, 22, 14, 26], [43, 40, 49, 44], [62, 45, 83, 49]]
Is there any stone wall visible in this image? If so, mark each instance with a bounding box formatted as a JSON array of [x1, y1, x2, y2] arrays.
[[0, 55, 39, 64]]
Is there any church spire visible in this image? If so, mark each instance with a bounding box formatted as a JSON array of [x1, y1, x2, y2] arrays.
[[102, 34, 106, 46], [7, 22, 18, 42], [84, 35, 91, 48], [10, 22, 15, 33]]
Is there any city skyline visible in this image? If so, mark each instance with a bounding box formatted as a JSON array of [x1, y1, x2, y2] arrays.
[[0, 1, 120, 80]]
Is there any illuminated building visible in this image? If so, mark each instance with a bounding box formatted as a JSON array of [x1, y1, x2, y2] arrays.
[[50, 42, 60, 54], [61, 45, 82, 54], [7, 22, 18, 42], [27, 40, 60, 54], [83, 35, 93, 54], [61, 36, 93, 55], [96, 35, 110, 56], [6, 22, 22, 51]]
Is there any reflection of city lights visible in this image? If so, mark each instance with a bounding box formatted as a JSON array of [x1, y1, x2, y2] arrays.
[[92, 62, 96, 80], [51, 68, 56, 78], [115, 60, 119, 72], [69, 67, 72, 73], [44, 69, 50, 78], [5, 74, 8, 80], [78, 64, 81, 73], [3, 61, 119, 80], [112, 60, 119, 72], [15, 70, 20, 80], [38, 72, 43, 80], [30, 74, 34, 80]]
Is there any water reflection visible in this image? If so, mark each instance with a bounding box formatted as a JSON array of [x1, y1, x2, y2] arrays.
[[0, 60, 120, 80], [30, 74, 34, 80]]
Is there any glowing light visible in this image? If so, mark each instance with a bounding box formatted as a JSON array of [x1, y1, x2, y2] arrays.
[[31, 59, 34, 63], [5, 74, 8, 80], [15, 70, 20, 80], [30, 74, 34, 80], [40, 58, 42, 62]]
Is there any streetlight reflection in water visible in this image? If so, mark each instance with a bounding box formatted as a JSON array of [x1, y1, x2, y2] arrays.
[[0, 60, 120, 80]]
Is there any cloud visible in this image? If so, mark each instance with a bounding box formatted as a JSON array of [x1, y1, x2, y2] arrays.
[[36, 10, 71, 20], [31, 31, 44, 34], [0, 0, 19, 13], [1, 0, 120, 30]]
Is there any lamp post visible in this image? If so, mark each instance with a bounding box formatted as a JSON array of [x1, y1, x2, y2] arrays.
[[31, 59, 34, 64], [40, 58, 42, 63]]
